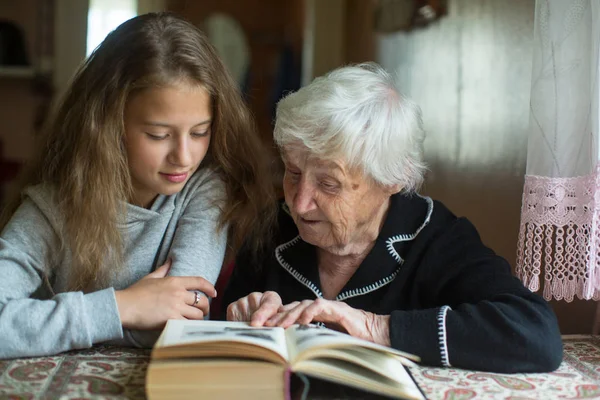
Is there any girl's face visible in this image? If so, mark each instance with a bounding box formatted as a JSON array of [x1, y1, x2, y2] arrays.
[[124, 81, 212, 208]]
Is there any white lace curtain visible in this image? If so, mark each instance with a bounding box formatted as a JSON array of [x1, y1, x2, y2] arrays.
[[516, 0, 600, 302]]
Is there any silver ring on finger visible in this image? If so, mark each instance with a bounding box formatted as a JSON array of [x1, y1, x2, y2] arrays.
[[193, 290, 201, 307]]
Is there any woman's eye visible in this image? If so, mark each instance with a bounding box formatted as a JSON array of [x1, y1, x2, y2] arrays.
[[145, 133, 168, 140], [320, 181, 339, 191], [286, 170, 301, 180]]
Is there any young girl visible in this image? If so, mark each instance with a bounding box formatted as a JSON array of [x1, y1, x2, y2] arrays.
[[0, 12, 276, 358]]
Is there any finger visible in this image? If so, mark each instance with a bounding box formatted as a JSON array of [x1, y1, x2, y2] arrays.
[[303, 301, 348, 331], [250, 299, 281, 327], [179, 277, 216, 297], [148, 259, 172, 278], [250, 292, 283, 325], [271, 301, 312, 328], [227, 297, 250, 321], [263, 291, 282, 304], [237, 296, 252, 320], [182, 306, 205, 321], [283, 299, 324, 328], [278, 305, 308, 328], [196, 297, 210, 316], [297, 301, 329, 325], [250, 306, 279, 326], [226, 303, 239, 321], [188, 291, 210, 315], [278, 301, 300, 312], [247, 292, 264, 311], [264, 310, 289, 327], [268, 300, 304, 324]]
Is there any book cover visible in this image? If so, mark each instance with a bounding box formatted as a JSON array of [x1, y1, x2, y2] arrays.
[[146, 320, 424, 400]]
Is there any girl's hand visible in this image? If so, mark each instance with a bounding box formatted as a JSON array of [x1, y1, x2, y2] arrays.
[[115, 260, 216, 330], [226, 291, 283, 327]]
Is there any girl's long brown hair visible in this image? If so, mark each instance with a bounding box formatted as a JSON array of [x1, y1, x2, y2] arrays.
[[0, 12, 276, 291]]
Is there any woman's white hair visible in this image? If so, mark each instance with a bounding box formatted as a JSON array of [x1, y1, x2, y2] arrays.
[[274, 62, 427, 192]]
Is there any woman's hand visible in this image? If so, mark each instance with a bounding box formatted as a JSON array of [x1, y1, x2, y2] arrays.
[[115, 260, 216, 330], [266, 298, 391, 346], [226, 291, 283, 326]]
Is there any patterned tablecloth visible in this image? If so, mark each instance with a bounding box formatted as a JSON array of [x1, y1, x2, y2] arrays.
[[0, 335, 599, 399]]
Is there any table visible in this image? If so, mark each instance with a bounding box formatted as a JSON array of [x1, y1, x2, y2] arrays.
[[1, 335, 599, 399]]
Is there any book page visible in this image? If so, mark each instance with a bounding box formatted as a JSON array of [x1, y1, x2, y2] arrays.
[[288, 324, 419, 364], [158, 320, 290, 360], [293, 358, 424, 400], [287, 325, 424, 400]]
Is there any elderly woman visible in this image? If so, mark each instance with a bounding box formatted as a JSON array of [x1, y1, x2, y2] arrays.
[[222, 63, 563, 373]]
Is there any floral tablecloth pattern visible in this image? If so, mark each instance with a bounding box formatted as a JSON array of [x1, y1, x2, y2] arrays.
[[0, 335, 599, 399], [408, 335, 600, 400], [0, 346, 149, 399]]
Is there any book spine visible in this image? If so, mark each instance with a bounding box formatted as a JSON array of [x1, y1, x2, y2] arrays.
[[284, 367, 292, 400]]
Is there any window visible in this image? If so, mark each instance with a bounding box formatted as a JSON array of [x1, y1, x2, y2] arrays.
[[86, 0, 137, 56]]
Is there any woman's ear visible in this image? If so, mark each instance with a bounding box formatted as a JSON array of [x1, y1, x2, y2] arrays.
[[388, 184, 403, 195]]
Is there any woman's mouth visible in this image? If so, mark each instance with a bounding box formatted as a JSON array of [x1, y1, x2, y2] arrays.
[[300, 217, 321, 225]]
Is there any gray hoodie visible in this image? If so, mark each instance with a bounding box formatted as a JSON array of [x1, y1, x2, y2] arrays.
[[0, 168, 227, 358]]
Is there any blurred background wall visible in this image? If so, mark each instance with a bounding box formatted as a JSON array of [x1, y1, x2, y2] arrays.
[[0, 0, 594, 333]]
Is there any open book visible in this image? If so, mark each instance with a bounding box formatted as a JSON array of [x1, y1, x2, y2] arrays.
[[146, 320, 424, 400]]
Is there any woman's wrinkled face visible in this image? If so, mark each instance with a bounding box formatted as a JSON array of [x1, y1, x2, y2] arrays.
[[282, 147, 395, 255]]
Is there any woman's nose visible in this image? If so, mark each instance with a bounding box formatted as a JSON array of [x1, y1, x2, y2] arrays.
[[293, 180, 317, 214]]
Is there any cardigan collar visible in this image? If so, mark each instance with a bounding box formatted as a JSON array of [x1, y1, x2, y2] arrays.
[[275, 192, 434, 301]]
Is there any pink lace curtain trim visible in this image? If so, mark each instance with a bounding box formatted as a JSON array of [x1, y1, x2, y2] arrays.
[[516, 165, 600, 302]]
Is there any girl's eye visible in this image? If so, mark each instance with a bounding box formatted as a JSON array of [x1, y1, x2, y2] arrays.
[[145, 133, 168, 140], [191, 130, 210, 138]]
